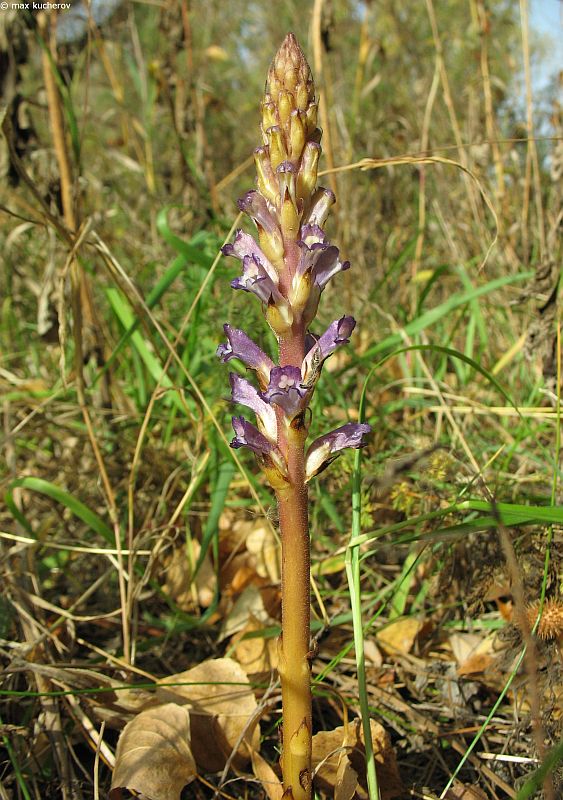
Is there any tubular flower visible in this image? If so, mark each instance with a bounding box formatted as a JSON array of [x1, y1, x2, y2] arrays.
[[216, 324, 274, 389], [305, 423, 372, 481]]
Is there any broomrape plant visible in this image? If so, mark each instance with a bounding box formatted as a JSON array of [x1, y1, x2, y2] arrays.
[[217, 34, 370, 799]]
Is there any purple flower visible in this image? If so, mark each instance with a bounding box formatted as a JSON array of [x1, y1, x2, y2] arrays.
[[305, 422, 371, 481], [299, 223, 327, 250], [217, 324, 274, 387], [302, 316, 356, 384], [276, 160, 298, 203], [310, 246, 350, 290], [230, 373, 278, 443], [232, 255, 287, 307], [295, 228, 350, 290], [290, 232, 351, 324], [262, 366, 308, 417], [231, 416, 288, 482], [222, 230, 279, 284], [303, 188, 336, 229], [237, 191, 280, 235], [231, 415, 275, 454]]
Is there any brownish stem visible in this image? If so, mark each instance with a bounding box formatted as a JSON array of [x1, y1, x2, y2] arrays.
[[39, 11, 109, 382], [276, 329, 312, 800]]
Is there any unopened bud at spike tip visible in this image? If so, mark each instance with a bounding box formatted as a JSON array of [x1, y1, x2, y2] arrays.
[[290, 111, 306, 159], [263, 34, 318, 169], [254, 147, 279, 205], [278, 90, 294, 126], [268, 126, 287, 170], [266, 34, 314, 103]]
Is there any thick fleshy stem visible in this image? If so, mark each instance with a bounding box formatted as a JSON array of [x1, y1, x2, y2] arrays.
[[276, 321, 311, 799], [276, 436, 311, 798]]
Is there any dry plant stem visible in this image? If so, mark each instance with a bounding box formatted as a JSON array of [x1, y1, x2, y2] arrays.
[[40, 18, 124, 651], [312, 0, 337, 199], [495, 514, 555, 800], [474, 0, 505, 199], [518, 0, 546, 261], [40, 10, 109, 393], [424, 0, 485, 242], [69, 259, 130, 663], [413, 54, 440, 282]]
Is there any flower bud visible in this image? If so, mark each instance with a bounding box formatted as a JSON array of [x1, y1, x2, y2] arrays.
[[259, 228, 285, 264], [264, 33, 318, 169], [278, 90, 294, 126], [266, 34, 314, 109], [254, 147, 279, 205], [281, 191, 300, 240], [289, 270, 312, 313], [262, 100, 277, 130], [284, 67, 299, 92], [296, 83, 310, 112], [303, 187, 335, 228], [268, 74, 282, 102], [266, 301, 293, 335], [267, 126, 287, 170], [297, 141, 320, 203], [305, 102, 318, 135], [276, 161, 297, 206], [289, 110, 306, 160]]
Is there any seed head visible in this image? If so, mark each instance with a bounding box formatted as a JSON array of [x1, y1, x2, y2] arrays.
[[526, 598, 563, 640]]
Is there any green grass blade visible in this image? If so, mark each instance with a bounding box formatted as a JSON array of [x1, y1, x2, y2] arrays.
[[6, 477, 114, 544], [360, 271, 533, 362], [196, 460, 236, 578], [105, 287, 186, 412], [515, 737, 563, 800], [459, 500, 563, 525], [0, 714, 32, 800], [345, 374, 380, 800]]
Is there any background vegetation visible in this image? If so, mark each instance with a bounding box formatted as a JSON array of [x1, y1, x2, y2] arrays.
[[0, 0, 561, 798]]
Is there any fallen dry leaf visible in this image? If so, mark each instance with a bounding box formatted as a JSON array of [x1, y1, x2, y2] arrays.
[[156, 657, 260, 772], [219, 583, 270, 641], [110, 703, 196, 800], [162, 539, 215, 610], [449, 633, 483, 666], [335, 753, 359, 800], [444, 781, 488, 799], [232, 615, 279, 676], [250, 748, 284, 800], [246, 523, 280, 583], [376, 617, 422, 656], [312, 718, 402, 800], [450, 632, 495, 676]]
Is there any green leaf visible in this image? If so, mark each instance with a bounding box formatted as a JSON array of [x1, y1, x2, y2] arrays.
[[460, 500, 563, 525], [106, 287, 186, 413], [515, 737, 563, 800], [360, 271, 534, 362], [5, 477, 114, 544]]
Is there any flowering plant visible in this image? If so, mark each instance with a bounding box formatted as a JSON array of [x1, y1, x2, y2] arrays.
[[217, 34, 370, 800]]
